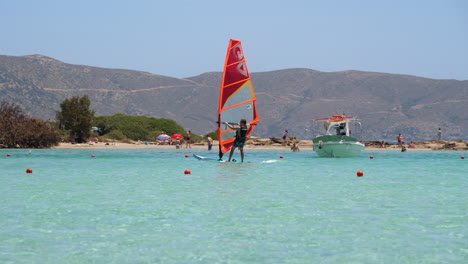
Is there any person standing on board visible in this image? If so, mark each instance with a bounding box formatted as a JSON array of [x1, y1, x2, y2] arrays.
[[225, 119, 248, 162]]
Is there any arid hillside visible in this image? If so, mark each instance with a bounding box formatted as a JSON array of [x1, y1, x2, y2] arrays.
[[1, 54, 467, 141]]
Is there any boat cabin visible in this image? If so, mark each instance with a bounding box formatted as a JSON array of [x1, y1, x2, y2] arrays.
[[324, 120, 351, 136]]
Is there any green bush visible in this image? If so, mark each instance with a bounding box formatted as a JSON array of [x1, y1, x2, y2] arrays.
[[205, 130, 218, 140], [93, 114, 187, 141], [190, 133, 203, 143], [105, 130, 126, 140]]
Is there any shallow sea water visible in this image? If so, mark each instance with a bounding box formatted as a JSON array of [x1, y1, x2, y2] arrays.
[[0, 148, 467, 263]]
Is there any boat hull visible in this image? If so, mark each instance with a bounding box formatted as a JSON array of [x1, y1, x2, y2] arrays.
[[313, 136, 365, 158]]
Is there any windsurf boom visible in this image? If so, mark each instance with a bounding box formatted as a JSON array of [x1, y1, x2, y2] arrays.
[[218, 39, 260, 159]]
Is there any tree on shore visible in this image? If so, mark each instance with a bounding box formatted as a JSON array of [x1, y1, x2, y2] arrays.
[[0, 101, 60, 148], [56, 95, 95, 143]]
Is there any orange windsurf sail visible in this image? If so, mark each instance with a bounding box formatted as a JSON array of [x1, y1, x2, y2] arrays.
[[218, 39, 260, 159]]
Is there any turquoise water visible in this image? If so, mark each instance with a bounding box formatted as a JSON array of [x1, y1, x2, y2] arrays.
[[1, 148, 466, 263]]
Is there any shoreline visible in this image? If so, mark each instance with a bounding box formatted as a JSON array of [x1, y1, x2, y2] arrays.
[[53, 140, 467, 151]]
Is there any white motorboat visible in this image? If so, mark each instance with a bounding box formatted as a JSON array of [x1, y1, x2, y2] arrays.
[[312, 115, 365, 158]]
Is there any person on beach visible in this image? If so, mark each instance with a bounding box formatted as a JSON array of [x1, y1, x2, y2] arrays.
[[380, 141, 386, 148], [207, 136, 213, 151], [291, 142, 300, 152], [437, 128, 442, 142], [282, 130, 289, 146], [225, 119, 248, 162], [397, 133, 404, 146], [185, 130, 191, 148]]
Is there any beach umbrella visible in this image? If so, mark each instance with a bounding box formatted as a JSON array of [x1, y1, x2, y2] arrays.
[[171, 134, 184, 139], [157, 134, 170, 141]]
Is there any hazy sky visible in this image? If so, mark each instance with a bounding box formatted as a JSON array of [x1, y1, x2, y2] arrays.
[[1, 0, 467, 80]]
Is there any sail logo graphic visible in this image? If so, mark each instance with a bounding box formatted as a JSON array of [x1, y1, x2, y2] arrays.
[[237, 62, 248, 77], [232, 45, 244, 60], [233, 45, 248, 77]]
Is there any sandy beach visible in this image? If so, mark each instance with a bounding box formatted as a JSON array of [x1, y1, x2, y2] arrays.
[[53, 142, 293, 150], [54, 139, 467, 151]]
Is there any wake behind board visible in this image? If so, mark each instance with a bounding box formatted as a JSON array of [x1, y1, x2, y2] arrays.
[[193, 154, 225, 162], [193, 154, 246, 163]]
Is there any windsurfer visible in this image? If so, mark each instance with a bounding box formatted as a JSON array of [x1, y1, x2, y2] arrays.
[[217, 40, 260, 162], [225, 119, 248, 162]]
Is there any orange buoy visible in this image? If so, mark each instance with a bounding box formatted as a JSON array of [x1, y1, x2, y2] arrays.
[[26, 168, 33, 173], [7, 153, 11, 157], [91, 155, 96, 157], [370, 155, 374, 159], [184, 169, 191, 174], [462, 156, 465, 159], [280, 155, 284, 159], [185, 154, 189, 158], [357, 171, 364, 177]]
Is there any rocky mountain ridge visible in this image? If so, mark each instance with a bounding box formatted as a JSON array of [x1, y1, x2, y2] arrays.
[[1, 54, 467, 141]]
